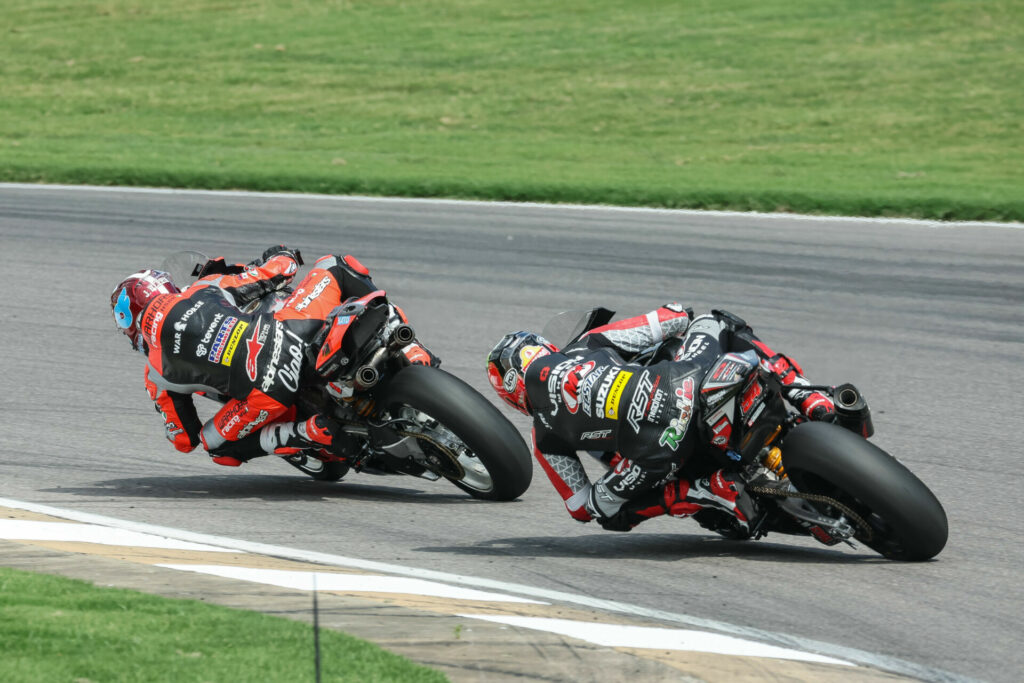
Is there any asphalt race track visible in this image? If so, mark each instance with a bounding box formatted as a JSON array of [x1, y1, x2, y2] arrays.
[[1, 184, 1021, 682]]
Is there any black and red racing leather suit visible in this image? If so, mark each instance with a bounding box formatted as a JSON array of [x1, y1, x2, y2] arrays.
[[138, 252, 376, 459], [524, 305, 834, 525]]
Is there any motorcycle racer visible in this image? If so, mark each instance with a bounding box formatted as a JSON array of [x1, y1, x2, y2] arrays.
[[111, 246, 434, 467], [486, 305, 836, 534]]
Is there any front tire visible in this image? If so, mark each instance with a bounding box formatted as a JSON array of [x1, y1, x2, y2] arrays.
[[781, 422, 947, 561], [381, 365, 532, 501]]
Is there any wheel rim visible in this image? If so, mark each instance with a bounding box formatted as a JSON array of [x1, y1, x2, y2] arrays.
[[392, 406, 495, 493], [789, 469, 906, 555]]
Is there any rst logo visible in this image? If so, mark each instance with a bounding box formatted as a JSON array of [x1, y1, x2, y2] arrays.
[[626, 370, 654, 433], [581, 429, 612, 441]]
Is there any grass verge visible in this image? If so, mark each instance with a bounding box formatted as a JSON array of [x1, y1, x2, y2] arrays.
[[0, 567, 446, 683], [1, 1, 1022, 220]]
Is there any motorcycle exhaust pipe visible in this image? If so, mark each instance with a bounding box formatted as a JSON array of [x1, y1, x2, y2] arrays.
[[355, 365, 380, 389], [833, 383, 875, 438], [353, 346, 387, 391], [392, 324, 416, 345]]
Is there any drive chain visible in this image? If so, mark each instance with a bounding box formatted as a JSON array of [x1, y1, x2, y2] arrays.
[[748, 484, 874, 542]]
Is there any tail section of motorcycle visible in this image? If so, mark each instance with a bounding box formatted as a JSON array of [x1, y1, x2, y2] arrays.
[[294, 291, 534, 500], [313, 289, 396, 390]]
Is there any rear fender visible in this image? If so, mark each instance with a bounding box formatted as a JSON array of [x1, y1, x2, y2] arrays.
[[315, 289, 388, 379]]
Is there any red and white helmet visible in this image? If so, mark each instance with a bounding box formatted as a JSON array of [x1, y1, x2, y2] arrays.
[[486, 332, 558, 415], [110, 270, 180, 351]]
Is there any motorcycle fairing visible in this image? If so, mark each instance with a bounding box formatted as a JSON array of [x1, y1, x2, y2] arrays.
[[314, 290, 388, 380]]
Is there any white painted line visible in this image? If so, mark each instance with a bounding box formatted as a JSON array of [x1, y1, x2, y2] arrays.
[[2, 182, 1021, 229], [159, 564, 545, 604], [0, 520, 236, 553], [0, 497, 966, 682], [461, 614, 852, 666]]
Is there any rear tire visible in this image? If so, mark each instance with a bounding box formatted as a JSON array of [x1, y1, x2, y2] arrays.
[[381, 365, 532, 501], [781, 422, 947, 561]]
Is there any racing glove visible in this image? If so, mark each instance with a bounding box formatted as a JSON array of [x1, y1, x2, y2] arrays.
[[255, 245, 304, 267]]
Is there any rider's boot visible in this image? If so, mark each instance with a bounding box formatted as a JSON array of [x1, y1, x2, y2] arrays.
[[601, 469, 757, 533], [258, 415, 345, 458], [585, 456, 666, 531], [664, 470, 756, 533]]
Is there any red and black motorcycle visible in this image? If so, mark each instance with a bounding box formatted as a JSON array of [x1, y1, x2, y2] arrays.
[[292, 288, 532, 500], [164, 251, 532, 501]]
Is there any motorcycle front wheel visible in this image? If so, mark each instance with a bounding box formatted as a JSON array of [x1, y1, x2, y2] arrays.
[[781, 421, 948, 561], [380, 365, 532, 501]]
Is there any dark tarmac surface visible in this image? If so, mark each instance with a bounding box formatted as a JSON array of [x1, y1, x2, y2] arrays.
[[1, 184, 1021, 681]]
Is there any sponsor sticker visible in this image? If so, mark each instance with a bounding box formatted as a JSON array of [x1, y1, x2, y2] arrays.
[[710, 415, 732, 448], [147, 310, 164, 345], [658, 378, 695, 451], [261, 322, 284, 393], [611, 459, 645, 494], [676, 335, 710, 362], [561, 361, 596, 415], [238, 409, 270, 438], [545, 358, 577, 416], [220, 321, 249, 367], [172, 300, 205, 354], [519, 345, 550, 370], [208, 317, 239, 364], [503, 368, 519, 393], [577, 369, 603, 417], [740, 380, 763, 416], [276, 327, 306, 392], [594, 371, 618, 419], [295, 276, 331, 311], [626, 371, 654, 433], [604, 370, 633, 420], [245, 318, 269, 381]]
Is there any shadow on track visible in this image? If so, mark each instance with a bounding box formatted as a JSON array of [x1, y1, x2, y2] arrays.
[[39, 474, 479, 505], [419, 533, 885, 565]]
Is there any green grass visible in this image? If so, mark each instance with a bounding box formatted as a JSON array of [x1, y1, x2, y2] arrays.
[[0, 567, 447, 683], [1, 0, 1022, 220]]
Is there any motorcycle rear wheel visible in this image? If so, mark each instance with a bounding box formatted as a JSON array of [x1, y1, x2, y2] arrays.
[[781, 422, 947, 561], [381, 365, 532, 501]]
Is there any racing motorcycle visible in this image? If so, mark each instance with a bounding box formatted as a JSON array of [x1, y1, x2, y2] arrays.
[[544, 308, 948, 561], [162, 251, 532, 501]]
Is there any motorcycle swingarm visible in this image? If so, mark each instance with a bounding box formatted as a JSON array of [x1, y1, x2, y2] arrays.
[[764, 489, 859, 543]]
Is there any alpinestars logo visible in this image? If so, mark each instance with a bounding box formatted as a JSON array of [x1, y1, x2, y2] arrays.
[[295, 276, 331, 311], [245, 318, 266, 381]]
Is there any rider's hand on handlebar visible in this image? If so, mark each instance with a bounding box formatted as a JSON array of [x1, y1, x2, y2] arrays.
[[256, 245, 302, 266]]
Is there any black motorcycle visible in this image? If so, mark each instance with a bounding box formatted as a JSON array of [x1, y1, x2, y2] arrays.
[[544, 308, 948, 561]]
